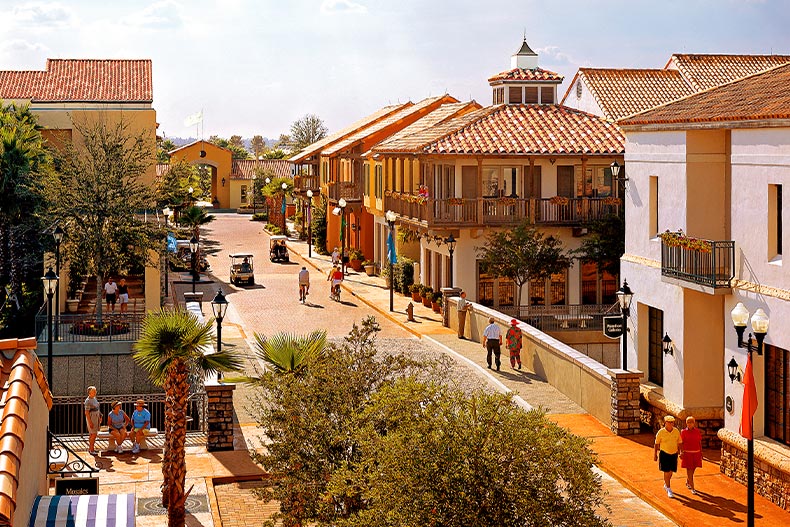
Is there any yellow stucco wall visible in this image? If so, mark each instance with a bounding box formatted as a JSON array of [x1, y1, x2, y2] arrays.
[[168, 141, 233, 208]]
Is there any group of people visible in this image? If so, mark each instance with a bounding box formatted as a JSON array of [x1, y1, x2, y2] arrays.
[[103, 276, 131, 313], [458, 292, 523, 371], [654, 414, 704, 497], [84, 386, 151, 455]]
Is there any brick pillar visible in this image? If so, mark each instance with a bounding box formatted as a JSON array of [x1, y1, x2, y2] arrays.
[[441, 287, 462, 327], [609, 369, 642, 436], [205, 382, 236, 451]]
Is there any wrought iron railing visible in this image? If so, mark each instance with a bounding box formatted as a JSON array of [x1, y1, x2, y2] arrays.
[[661, 238, 735, 289], [49, 392, 207, 436], [35, 309, 145, 343], [512, 303, 620, 332], [48, 429, 98, 477]]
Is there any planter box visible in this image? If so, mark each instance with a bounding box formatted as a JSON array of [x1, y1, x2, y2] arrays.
[[412, 292, 421, 302], [432, 302, 441, 313], [349, 259, 363, 272], [422, 296, 432, 308], [364, 265, 376, 276]]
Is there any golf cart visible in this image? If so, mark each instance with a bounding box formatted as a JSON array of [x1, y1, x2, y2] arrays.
[[171, 240, 210, 272], [269, 235, 289, 263], [229, 253, 255, 285]]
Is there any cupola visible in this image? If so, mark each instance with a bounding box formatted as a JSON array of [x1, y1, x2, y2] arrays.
[[488, 37, 564, 106]]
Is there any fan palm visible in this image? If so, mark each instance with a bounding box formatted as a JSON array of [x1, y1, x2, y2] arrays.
[[251, 329, 327, 376], [134, 308, 242, 527], [179, 205, 215, 241]]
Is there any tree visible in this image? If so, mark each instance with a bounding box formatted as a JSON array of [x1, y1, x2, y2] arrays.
[[477, 222, 569, 313], [250, 135, 266, 158], [39, 118, 159, 324], [275, 133, 292, 153], [289, 114, 328, 153], [311, 194, 329, 255], [263, 148, 287, 159], [157, 157, 200, 208], [210, 135, 249, 160], [571, 213, 625, 277], [157, 138, 176, 164], [134, 308, 242, 527]]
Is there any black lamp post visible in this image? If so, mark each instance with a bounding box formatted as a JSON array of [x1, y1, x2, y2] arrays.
[[616, 280, 634, 370], [163, 207, 173, 298], [338, 198, 347, 273], [730, 302, 769, 527], [385, 210, 396, 312], [306, 190, 314, 257], [42, 267, 59, 388], [211, 289, 229, 381], [190, 236, 199, 294], [444, 234, 456, 287], [281, 182, 288, 234], [52, 226, 64, 341]]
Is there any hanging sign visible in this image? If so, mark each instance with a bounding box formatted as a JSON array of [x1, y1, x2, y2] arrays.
[[603, 316, 624, 339]]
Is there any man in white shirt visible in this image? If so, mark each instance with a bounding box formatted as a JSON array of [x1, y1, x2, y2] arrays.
[[298, 267, 310, 303], [104, 277, 119, 313], [482, 317, 502, 371]]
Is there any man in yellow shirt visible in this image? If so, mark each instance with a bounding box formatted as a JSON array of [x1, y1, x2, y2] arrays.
[[654, 415, 683, 498]]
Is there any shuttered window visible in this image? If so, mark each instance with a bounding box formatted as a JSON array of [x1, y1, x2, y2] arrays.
[[541, 87, 555, 104], [524, 87, 539, 103], [766, 343, 790, 445], [648, 307, 663, 386], [509, 86, 522, 104]]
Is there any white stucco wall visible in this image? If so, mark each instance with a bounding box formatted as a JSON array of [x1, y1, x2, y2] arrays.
[[562, 78, 605, 118]]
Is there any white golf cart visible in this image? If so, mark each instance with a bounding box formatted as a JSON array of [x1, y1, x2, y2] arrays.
[[229, 253, 255, 285]]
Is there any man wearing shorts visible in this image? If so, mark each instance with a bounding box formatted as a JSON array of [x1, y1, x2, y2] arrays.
[[104, 277, 118, 312], [298, 267, 310, 303], [130, 399, 151, 454], [654, 415, 683, 498], [118, 278, 129, 313]]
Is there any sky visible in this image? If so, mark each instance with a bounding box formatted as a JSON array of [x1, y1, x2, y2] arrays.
[[1, 0, 788, 140]]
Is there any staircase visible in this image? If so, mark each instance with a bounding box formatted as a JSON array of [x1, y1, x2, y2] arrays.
[[77, 275, 146, 315]]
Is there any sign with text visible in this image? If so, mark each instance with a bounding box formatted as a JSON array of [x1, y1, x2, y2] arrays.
[[55, 477, 99, 496], [603, 316, 624, 339]]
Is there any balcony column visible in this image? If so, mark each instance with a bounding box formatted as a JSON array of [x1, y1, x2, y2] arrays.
[[477, 157, 484, 224], [581, 155, 588, 197]]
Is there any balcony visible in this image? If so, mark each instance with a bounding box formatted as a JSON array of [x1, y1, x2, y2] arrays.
[[660, 232, 735, 292], [487, 302, 619, 332], [385, 194, 621, 227], [328, 180, 363, 202], [294, 175, 320, 193]]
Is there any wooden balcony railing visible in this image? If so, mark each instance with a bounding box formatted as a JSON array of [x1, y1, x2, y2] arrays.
[[294, 175, 320, 192], [328, 180, 362, 202], [385, 194, 621, 227], [661, 236, 735, 289]]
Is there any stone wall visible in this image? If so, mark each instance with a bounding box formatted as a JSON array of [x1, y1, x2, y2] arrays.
[[719, 428, 790, 511], [640, 385, 723, 449], [610, 369, 642, 435], [206, 382, 236, 452]]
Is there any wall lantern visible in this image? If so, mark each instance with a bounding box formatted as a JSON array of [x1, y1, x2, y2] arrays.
[[727, 357, 741, 383], [662, 333, 673, 355], [221, 177, 226, 187]]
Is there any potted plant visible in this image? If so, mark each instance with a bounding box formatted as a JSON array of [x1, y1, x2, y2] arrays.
[[432, 293, 442, 314], [409, 283, 422, 302], [66, 271, 82, 313], [363, 260, 376, 276], [421, 286, 434, 308], [349, 248, 365, 271]]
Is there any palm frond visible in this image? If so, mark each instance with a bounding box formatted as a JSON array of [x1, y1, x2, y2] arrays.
[[251, 329, 327, 377]]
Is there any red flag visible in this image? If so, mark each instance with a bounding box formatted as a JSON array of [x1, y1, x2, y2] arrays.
[[740, 354, 759, 440]]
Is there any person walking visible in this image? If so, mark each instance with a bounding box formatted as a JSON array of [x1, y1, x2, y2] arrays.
[[680, 416, 703, 495], [506, 319, 523, 370], [107, 401, 131, 454], [457, 291, 470, 339], [331, 247, 340, 266], [118, 278, 129, 314], [482, 317, 502, 371], [83, 386, 101, 456], [103, 277, 118, 313], [130, 399, 151, 454], [654, 415, 683, 498], [298, 266, 310, 303]]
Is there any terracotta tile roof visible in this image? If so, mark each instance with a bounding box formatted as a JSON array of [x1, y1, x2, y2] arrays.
[[0, 59, 153, 102], [321, 96, 459, 156], [231, 159, 293, 179], [667, 53, 790, 91], [371, 104, 491, 154], [488, 67, 563, 83], [561, 68, 696, 121], [619, 63, 790, 127], [289, 103, 409, 163], [0, 338, 51, 525], [426, 104, 624, 156]]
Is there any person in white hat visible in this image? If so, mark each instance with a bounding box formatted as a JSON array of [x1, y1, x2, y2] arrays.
[[654, 415, 683, 498]]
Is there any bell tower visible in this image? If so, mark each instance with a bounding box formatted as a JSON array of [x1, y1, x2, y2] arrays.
[[488, 37, 563, 106]]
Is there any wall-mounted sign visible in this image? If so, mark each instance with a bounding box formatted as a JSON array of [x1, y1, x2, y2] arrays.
[[726, 395, 735, 415], [603, 316, 624, 339], [55, 477, 98, 496]]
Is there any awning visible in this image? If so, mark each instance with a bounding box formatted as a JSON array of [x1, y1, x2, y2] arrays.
[[29, 494, 135, 527]]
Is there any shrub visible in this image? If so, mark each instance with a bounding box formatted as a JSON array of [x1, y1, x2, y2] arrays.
[[252, 212, 268, 222], [408, 283, 421, 294], [311, 195, 329, 255], [393, 257, 414, 295], [349, 248, 365, 261], [266, 223, 283, 235]]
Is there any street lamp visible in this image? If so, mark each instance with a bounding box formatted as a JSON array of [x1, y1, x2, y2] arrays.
[[306, 190, 314, 258], [52, 226, 64, 341], [444, 234, 456, 287], [616, 279, 634, 370], [189, 236, 199, 294], [42, 267, 59, 388], [211, 289, 229, 381], [252, 175, 258, 216], [338, 198, 347, 273], [729, 302, 769, 527], [163, 207, 173, 298], [385, 210, 397, 312], [281, 182, 288, 234]]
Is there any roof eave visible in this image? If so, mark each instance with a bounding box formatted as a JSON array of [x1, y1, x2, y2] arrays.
[[620, 118, 790, 132]]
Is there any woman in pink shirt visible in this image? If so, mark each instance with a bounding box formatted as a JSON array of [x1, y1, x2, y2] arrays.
[[680, 415, 703, 494]]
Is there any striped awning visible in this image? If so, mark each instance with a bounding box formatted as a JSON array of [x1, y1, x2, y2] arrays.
[[29, 494, 135, 527]]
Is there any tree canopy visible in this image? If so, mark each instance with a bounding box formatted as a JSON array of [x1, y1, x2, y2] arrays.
[[209, 135, 249, 159], [157, 157, 200, 208], [289, 114, 328, 153], [571, 213, 624, 277]]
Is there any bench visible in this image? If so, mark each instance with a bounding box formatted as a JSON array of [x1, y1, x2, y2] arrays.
[[97, 427, 159, 450], [554, 314, 594, 329]]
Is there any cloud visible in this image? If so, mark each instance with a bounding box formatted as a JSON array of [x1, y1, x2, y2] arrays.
[[128, 0, 185, 29], [11, 2, 75, 27], [320, 0, 368, 14], [0, 39, 49, 53], [536, 45, 589, 67]]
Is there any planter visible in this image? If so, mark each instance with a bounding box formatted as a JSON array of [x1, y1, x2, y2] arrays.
[[364, 265, 376, 276], [431, 302, 441, 313], [412, 292, 421, 302], [66, 299, 80, 313], [422, 295, 432, 308], [349, 259, 363, 272]]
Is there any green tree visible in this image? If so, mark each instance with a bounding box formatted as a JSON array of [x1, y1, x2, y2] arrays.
[[263, 148, 287, 159], [210, 135, 249, 160], [250, 135, 266, 158], [275, 133, 292, 153], [157, 138, 176, 163], [252, 329, 327, 375], [289, 114, 328, 153], [39, 118, 159, 323], [571, 213, 625, 277], [134, 308, 242, 527], [157, 157, 200, 208], [311, 194, 329, 255], [477, 222, 569, 313], [229, 135, 245, 149]]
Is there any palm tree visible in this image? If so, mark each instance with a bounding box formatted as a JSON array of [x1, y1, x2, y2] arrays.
[[134, 308, 242, 527], [252, 329, 327, 376], [178, 205, 215, 241]]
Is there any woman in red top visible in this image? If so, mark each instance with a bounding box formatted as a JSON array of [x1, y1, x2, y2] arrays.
[[680, 415, 703, 494]]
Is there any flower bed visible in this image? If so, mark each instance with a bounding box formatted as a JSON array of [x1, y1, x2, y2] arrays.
[[70, 320, 131, 336]]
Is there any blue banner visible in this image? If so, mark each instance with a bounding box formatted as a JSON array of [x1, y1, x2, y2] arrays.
[[167, 233, 177, 253], [387, 230, 397, 265], [281, 196, 286, 215]]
